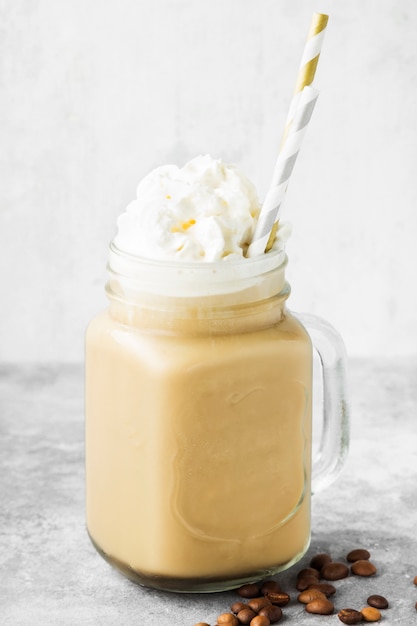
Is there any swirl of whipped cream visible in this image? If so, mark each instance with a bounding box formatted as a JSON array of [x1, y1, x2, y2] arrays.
[[114, 155, 261, 262]]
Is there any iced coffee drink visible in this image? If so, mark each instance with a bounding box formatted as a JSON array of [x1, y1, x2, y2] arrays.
[[85, 155, 346, 592]]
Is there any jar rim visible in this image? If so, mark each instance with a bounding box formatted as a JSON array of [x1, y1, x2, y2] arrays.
[[109, 240, 286, 273], [108, 241, 287, 299]]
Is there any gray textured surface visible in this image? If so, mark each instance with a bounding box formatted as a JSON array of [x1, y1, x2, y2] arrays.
[[1, 360, 416, 625]]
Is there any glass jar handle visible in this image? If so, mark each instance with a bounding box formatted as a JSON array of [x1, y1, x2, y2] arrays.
[[296, 312, 350, 494]]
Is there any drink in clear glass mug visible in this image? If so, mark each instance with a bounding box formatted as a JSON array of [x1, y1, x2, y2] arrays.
[[85, 243, 349, 593]]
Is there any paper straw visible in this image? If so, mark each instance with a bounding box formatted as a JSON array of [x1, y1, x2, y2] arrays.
[[295, 13, 328, 94], [247, 86, 319, 258], [284, 13, 328, 143], [247, 13, 328, 256]]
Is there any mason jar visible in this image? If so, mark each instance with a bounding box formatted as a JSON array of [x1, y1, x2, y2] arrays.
[[85, 242, 349, 593]]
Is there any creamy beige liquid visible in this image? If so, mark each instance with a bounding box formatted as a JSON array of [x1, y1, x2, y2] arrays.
[[85, 293, 312, 591]]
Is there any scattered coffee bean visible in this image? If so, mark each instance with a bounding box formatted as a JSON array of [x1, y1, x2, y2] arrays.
[[236, 608, 257, 624], [264, 591, 290, 607], [247, 597, 272, 612], [337, 608, 363, 624], [307, 582, 337, 596], [296, 574, 321, 591], [360, 606, 381, 622], [231, 602, 248, 614], [260, 580, 281, 595], [367, 594, 388, 609], [250, 616, 270, 626], [217, 613, 239, 626], [195, 547, 397, 625], [351, 560, 377, 577], [258, 605, 283, 623], [238, 583, 261, 598], [305, 598, 334, 615], [297, 589, 327, 604], [347, 549, 371, 562], [230, 602, 248, 614], [321, 561, 350, 581], [414, 575, 417, 586], [310, 553, 332, 570], [297, 567, 320, 579]]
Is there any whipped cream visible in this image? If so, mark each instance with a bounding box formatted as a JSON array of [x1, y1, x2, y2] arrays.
[[114, 155, 261, 262]]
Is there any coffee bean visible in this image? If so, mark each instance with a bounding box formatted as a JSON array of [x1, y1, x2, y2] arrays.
[[360, 606, 381, 622], [260, 580, 281, 595], [194, 623, 211, 626], [305, 598, 334, 615], [258, 605, 283, 623], [351, 560, 377, 577], [296, 574, 321, 591], [310, 553, 332, 570], [414, 575, 417, 586], [217, 613, 239, 626], [250, 615, 271, 626], [238, 584, 261, 598], [367, 594, 388, 609], [247, 597, 272, 612], [347, 549, 371, 562], [249, 616, 270, 626], [236, 608, 257, 624], [321, 562, 349, 581], [307, 582, 337, 596], [297, 589, 327, 604], [337, 608, 363, 624], [265, 591, 290, 607], [297, 567, 320, 579], [231, 602, 248, 614]]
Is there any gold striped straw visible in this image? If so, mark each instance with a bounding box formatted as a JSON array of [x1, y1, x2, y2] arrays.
[[257, 13, 329, 253], [282, 13, 329, 146], [295, 13, 329, 94], [247, 86, 319, 258]]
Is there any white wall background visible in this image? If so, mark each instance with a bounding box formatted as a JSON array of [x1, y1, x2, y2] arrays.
[[1, 0, 416, 362]]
